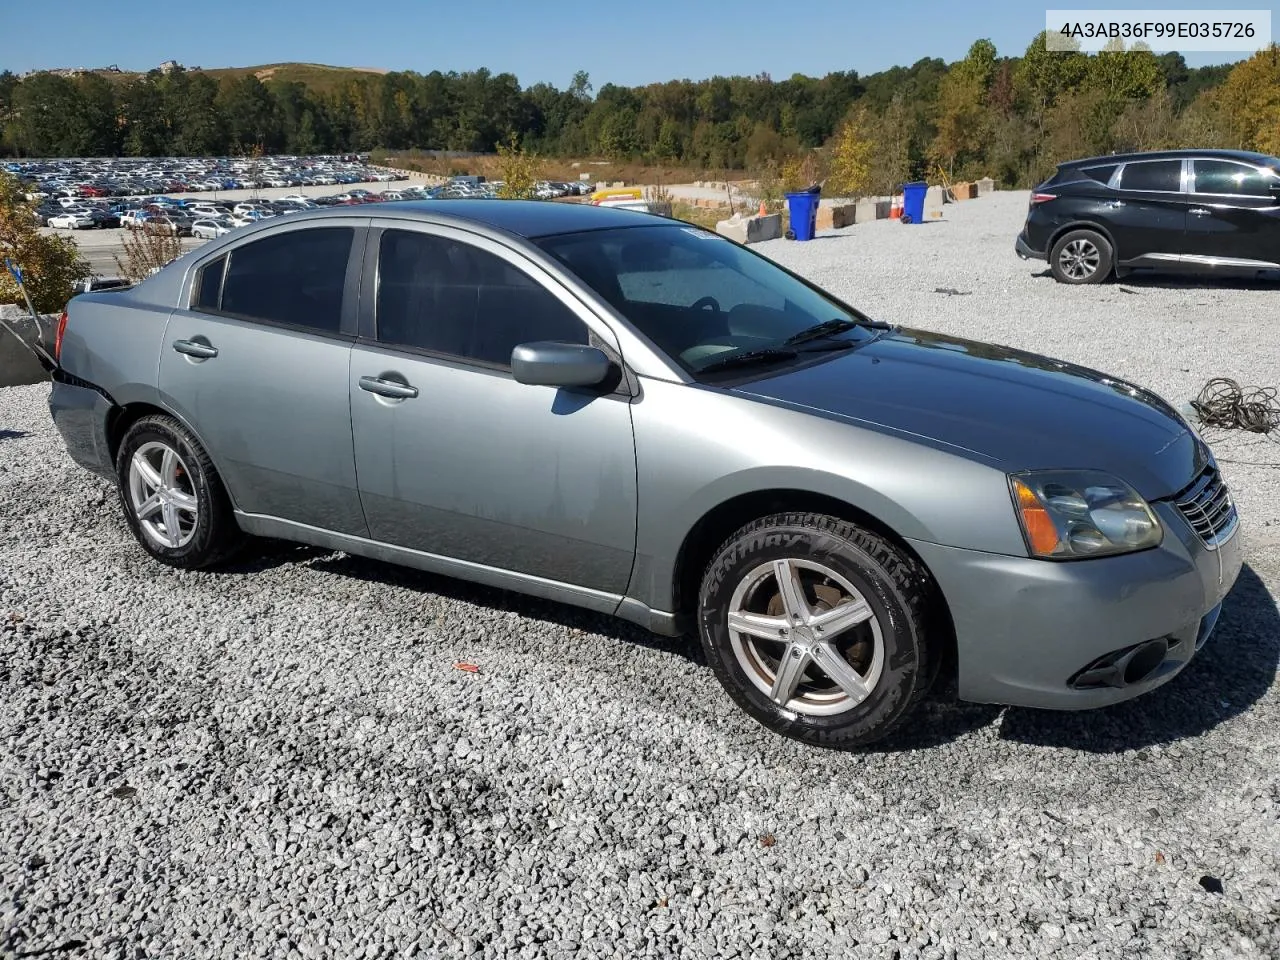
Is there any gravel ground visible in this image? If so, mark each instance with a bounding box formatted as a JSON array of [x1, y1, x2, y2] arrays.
[[2, 190, 1279, 960]]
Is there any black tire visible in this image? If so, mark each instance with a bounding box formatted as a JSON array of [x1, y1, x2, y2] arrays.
[[1049, 228, 1113, 284], [114, 414, 243, 569], [697, 512, 939, 749]]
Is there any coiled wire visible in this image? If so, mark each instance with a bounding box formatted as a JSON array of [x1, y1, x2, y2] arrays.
[[1190, 378, 1280, 434]]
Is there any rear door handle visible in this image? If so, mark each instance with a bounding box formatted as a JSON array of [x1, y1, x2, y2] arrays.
[[173, 339, 218, 358], [359, 375, 419, 399], [1190, 207, 1211, 216]]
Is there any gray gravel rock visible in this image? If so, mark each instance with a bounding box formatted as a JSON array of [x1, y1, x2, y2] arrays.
[[2, 191, 1279, 959]]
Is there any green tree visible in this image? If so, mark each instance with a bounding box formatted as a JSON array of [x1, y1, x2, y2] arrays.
[[929, 39, 998, 176], [0, 173, 89, 312], [826, 105, 874, 197], [217, 75, 278, 153], [10, 73, 85, 155], [494, 131, 537, 199], [1214, 43, 1280, 151], [120, 77, 169, 156], [73, 74, 120, 155]]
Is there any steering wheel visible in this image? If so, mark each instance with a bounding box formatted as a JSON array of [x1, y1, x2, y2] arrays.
[[690, 295, 721, 313]]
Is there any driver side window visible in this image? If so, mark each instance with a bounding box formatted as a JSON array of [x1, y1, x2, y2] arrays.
[[375, 229, 589, 368]]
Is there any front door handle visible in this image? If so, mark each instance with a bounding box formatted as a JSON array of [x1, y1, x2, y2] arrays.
[[1189, 207, 1211, 216], [173, 339, 218, 359], [359, 375, 419, 399]]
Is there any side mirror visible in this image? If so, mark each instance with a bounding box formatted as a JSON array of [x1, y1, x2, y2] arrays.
[[511, 341, 612, 388]]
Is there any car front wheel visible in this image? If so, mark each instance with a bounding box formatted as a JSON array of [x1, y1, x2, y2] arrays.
[[115, 414, 243, 569], [1050, 229, 1113, 284], [697, 512, 939, 749]]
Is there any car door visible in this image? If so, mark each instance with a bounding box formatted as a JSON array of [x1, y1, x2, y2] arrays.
[[1107, 158, 1189, 264], [349, 222, 638, 598], [1185, 157, 1280, 266], [158, 221, 370, 536]]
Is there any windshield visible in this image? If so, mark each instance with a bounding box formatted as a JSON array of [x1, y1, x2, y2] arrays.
[[535, 224, 880, 374]]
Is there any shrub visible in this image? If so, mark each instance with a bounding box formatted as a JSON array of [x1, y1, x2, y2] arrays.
[[0, 173, 90, 313], [495, 132, 538, 200], [113, 223, 184, 284]]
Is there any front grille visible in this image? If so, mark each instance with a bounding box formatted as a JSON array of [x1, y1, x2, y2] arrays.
[[1171, 465, 1238, 548]]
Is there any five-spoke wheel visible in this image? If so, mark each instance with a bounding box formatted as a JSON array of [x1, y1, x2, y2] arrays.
[[115, 414, 243, 568], [727, 558, 884, 716], [127, 441, 199, 549], [698, 512, 938, 748]]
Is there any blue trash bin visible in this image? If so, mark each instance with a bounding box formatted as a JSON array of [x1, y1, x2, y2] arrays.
[[785, 191, 820, 241], [901, 181, 928, 224]]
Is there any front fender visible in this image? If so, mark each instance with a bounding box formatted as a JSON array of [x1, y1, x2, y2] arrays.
[[627, 378, 1027, 613]]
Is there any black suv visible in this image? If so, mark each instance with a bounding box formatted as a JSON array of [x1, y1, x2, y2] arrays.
[[1016, 149, 1280, 284]]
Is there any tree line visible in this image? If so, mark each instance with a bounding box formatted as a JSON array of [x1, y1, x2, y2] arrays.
[[2, 35, 1277, 190]]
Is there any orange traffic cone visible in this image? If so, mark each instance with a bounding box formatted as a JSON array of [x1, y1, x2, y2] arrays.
[[758, 200, 767, 217]]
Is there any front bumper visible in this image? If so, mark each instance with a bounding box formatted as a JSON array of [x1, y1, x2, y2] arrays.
[[1015, 232, 1044, 261], [908, 499, 1244, 710]]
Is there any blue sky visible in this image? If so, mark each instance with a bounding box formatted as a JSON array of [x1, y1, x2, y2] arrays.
[[1, 0, 1269, 87]]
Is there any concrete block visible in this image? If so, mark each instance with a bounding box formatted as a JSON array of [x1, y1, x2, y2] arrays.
[[874, 199, 892, 219], [923, 185, 945, 218], [976, 176, 995, 196], [816, 203, 857, 230], [0, 305, 53, 388], [715, 213, 782, 245], [853, 198, 879, 223]]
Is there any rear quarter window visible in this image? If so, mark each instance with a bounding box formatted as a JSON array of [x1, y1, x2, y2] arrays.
[[193, 255, 225, 311], [1080, 164, 1118, 184]]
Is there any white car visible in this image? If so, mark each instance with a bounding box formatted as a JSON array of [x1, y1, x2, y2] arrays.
[[191, 219, 232, 239], [48, 212, 95, 229]]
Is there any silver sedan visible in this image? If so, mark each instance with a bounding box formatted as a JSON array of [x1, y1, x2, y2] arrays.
[[47, 201, 1243, 748]]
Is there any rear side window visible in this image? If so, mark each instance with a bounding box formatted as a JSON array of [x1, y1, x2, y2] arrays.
[[375, 229, 588, 367], [1080, 164, 1117, 184], [219, 227, 353, 333], [1192, 159, 1274, 196], [192, 255, 225, 311], [1118, 160, 1183, 193]]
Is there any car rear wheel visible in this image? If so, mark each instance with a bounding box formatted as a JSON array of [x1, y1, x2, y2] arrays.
[[697, 512, 939, 749], [115, 415, 243, 569], [1050, 229, 1112, 284]]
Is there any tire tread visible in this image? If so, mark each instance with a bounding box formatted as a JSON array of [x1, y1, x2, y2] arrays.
[[697, 511, 941, 748]]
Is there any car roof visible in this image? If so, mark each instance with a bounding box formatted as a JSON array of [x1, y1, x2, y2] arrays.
[[247, 199, 666, 239], [1062, 148, 1278, 167]]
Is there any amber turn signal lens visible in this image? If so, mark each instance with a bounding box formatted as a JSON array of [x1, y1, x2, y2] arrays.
[[1013, 478, 1061, 556]]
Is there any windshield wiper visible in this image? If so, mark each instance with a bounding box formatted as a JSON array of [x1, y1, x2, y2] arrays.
[[696, 346, 798, 374], [784, 316, 895, 345]]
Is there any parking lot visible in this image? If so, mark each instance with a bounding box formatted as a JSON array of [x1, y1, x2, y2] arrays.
[[40, 181, 403, 276], [1, 191, 1277, 960]]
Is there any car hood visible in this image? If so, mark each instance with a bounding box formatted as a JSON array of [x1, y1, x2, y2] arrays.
[[731, 327, 1206, 500]]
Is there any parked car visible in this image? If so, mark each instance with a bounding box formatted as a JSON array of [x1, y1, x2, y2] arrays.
[[1016, 148, 1280, 283], [191, 218, 233, 239], [48, 201, 1242, 748], [143, 216, 187, 237], [47, 211, 95, 229]]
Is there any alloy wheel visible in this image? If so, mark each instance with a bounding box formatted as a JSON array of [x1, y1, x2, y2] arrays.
[[727, 558, 884, 716], [1059, 238, 1100, 280], [127, 441, 199, 549]]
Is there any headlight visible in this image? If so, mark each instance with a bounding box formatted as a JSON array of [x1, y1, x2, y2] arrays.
[[1010, 470, 1163, 559]]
